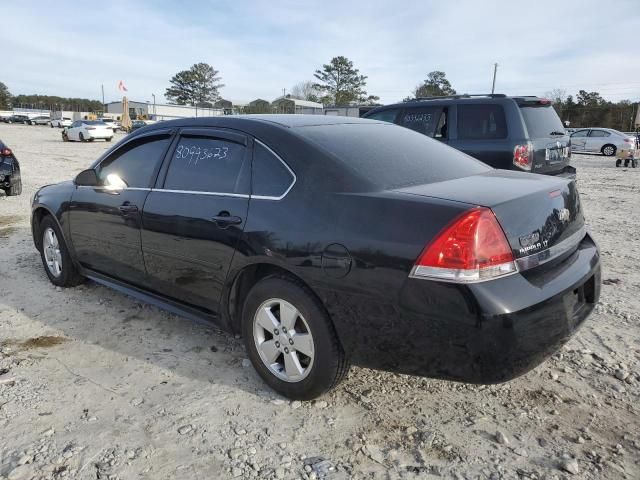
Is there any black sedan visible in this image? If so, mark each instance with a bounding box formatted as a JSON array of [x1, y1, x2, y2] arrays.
[[0, 139, 22, 196], [30, 115, 600, 400]]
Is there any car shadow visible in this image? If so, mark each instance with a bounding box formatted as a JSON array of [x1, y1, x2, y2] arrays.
[[1, 225, 272, 399]]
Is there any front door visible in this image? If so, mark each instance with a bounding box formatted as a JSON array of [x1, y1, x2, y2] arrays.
[[68, 132, 173, 286], [570, 129, 589, 152], [141, 128, 251, 314]]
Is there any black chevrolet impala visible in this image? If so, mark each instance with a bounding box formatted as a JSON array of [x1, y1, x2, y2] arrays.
[[31, 115, 600, 399]]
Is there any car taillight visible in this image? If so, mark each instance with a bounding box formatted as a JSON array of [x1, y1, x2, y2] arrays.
[[1, 148, 11, 156], [411, 207, 517, 283], [86, 127, 95, 130], [513, 142, 533, 170], [624, 138, 632, 144]]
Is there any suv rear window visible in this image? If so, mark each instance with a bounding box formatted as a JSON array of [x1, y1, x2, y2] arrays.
[[297, 123, 490, 189], [457, 104, 507, 140], [520, 105, 565, 138]]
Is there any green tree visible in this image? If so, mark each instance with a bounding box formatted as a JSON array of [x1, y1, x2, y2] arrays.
[[165, 63, 224, 106], [0, 82, 12, 109], [412, 71, 456, 99], [313, 56, 378, 105], [10, 94, 102, 112]]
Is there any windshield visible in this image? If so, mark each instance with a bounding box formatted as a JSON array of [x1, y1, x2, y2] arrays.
[[520, 105, 565, 138], [83, 120, 106, 125], [296, 123, 490, 190]]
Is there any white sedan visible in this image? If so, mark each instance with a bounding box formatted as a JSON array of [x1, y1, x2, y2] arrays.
[[62, 120, 114, 142], [50, 117, 72, 128]]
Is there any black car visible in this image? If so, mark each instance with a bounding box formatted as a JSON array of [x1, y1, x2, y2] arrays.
[[31, 115, 600, 399], [364, 94, 575, 178], [0, 140, 22, 196], [5, 114, 30, 124]]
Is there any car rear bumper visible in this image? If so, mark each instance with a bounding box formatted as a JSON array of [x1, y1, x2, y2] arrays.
[[335, 233, 600, 383], [85, 130, 113, 139]]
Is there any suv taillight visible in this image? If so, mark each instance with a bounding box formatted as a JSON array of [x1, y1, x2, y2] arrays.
[[411, 207, 517, 283], [513, 142, 533, 170], [1, 148, 12, 156]]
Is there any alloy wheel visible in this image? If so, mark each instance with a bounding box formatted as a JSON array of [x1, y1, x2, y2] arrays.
[[253, 298, 315, 382], [603, 146, 615, 156], [43, 227, 62, 277]]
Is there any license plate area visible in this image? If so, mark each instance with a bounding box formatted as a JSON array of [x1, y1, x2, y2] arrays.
[[545, 147, 570, 163]]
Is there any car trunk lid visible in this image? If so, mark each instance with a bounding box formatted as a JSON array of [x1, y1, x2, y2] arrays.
[[394, 170, 585, 266]]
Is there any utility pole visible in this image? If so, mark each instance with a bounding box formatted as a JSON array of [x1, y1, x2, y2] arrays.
[[101, 84, 105, 107], [152, 94, 156, 117], [491, 63, 498, 94]]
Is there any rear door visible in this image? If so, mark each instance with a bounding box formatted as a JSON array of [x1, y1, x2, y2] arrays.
[[448, 103, 510, 167], [141, 128, 251, 314], [586, 129, 610, 153], [519, 103, 571, 175], [570, 129, 589, 152]]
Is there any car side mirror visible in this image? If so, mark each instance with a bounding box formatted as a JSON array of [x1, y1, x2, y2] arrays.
[[74, 169, 99, 187]]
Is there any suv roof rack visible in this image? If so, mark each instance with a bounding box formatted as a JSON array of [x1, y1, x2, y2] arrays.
[[412, 93, 507, 101]]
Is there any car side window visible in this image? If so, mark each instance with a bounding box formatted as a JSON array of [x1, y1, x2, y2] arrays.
[[97, 135, 171, 188], [433, 108, 449, 140], [457, 104, 507, 140], [571, 129, 589, 138], [163, 136, 248, 194], [252, 142, 295, 198], [400, 107, 442, 136], [589, 130, 610, 138], [366, 109, 399, 123]]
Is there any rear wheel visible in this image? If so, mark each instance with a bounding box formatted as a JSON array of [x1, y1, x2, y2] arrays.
[[38, 216, 84, 287], [242, 276, 349, 400], [602, 144, 616, 156], [616, 159, 622, 167], [106, 137, 112, 142]]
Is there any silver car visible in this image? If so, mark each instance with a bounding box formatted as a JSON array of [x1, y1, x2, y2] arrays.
[[570, 128, 637, 158]]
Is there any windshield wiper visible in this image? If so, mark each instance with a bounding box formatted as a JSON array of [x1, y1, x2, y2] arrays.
[[549, 131, 565, 136]]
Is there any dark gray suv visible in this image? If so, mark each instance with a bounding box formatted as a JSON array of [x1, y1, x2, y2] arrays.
[[363, 94, 575, 178]]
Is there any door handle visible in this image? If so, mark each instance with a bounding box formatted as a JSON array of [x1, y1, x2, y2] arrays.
[[211, 212, 242, 228], [118, 203, 139, 214]]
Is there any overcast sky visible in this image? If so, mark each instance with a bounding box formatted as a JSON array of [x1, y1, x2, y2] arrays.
[[2, 0, 639, 105]]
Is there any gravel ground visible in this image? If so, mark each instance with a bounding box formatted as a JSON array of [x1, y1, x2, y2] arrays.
[[0, 124, 639, 480]]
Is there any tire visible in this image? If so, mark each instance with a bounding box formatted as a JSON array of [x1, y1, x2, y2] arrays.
[[106, 137, 112, 142], [38, 216, 84, 287], [616, 159, 622, 167], [602, 144, 616, 157], [632, 159, 638, 168], [241, 276, 349, 400], [62, 133, 69, 142], [79, 132, 86, 142], [50, 123, 54, 128], [7, 180, 22, 196]]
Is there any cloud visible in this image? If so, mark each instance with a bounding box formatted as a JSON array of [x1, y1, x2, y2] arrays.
[[2, 0, 639, 104]]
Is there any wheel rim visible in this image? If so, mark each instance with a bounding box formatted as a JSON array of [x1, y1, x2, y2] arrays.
[[253, 298, 315, 383], [43, 227, 62, 278], [604, 146, 614, 156]]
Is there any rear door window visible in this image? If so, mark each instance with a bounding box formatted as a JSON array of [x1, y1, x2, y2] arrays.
[[366, 109, 400, 123], [400, 107, 442, 136], [163, 135, 249, 194], [457, 104, 507, 140], [589, 130, 610, 137], [520, 105, 565, 138]]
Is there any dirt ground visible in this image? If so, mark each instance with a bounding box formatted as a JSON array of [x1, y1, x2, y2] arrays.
[[0, 124, 638, 480]]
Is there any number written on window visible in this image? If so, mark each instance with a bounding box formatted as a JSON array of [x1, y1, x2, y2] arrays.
[[174, 144, 229, 165]]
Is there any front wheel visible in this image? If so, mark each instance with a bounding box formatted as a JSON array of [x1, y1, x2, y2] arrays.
[[79, 132, 86, 142], [242, 276, 349, 400], [602, 144, 616, 156], [38, 216, 84, 287]]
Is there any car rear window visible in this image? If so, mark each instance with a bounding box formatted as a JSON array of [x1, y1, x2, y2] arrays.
[[296, 123, 490, 189], [520, 105, 565, 139]]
